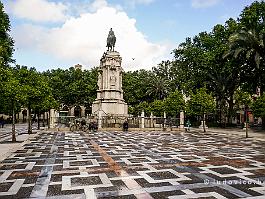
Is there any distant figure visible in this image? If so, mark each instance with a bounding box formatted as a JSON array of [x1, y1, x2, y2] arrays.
[[0, 116, 3, 128], [186, 119, 191, 131], [106, 28, 116, 51], [123, 120, 128, 131]]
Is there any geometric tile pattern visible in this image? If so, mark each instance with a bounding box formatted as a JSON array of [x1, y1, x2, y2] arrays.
[[0, 130, 264, 198], [0, 123, 38, 143]]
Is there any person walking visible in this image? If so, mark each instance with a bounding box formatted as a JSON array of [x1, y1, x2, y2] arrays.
[[186, 119, 191, 131], [0, 116, 4, 128], [123, 120, 128, 131]]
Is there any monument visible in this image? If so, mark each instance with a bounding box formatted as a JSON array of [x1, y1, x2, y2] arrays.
[[92, 28, 128, 116]]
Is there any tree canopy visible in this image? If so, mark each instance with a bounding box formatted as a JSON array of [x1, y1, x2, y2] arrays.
[[0, 1, 14, 66]]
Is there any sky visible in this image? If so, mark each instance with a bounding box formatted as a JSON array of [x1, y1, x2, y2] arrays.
[[2, 0, 258, 71]]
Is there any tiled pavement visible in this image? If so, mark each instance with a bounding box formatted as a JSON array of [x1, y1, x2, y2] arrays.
[[0, 124, 38, 143], [0, 130, 264, 199]]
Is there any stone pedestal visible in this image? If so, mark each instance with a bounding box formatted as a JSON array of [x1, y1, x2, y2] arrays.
[[179, 111, 184, 129], [49, 109, 55, 128], [92, 51, 128, 116], [141, 111, 145, 129]]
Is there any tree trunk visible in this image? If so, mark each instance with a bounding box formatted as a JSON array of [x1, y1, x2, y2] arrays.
[[46, 113, 49, 125], [28, 105, 32, 134], [48, 110, 50, 129], [37, 111, 40, 130], [228, 97, 234, 125], [220, 99, 226, 128], [12, 101, 16, 142], [42, 113, 45, 127]]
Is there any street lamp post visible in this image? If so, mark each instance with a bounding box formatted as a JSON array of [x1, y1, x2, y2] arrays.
[[246, 110, 250, 138], [203, 111, 206, 133], [11, 99, 16, 142], [244, 106, 249, 138]]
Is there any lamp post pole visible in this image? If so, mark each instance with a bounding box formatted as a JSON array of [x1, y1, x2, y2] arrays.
[[203, 112, 206, 133], [246, 111, 249, 138]]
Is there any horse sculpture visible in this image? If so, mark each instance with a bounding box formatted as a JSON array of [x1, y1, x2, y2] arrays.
[[106, 28, 116, 51]]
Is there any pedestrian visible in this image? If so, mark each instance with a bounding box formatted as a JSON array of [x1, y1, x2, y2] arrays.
[[0, 116, 3, 128], [186, 119, 191, 131], [123, 120, 128, 131], [0, 116, 5, 128]]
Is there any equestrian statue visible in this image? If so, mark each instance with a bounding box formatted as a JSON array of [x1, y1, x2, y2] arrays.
[[106, 28, 116, 51]]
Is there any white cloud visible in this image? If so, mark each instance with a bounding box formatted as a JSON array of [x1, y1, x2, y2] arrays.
[[13, 24, 48, 49], [191, 0, 220, 8], [8, 0, 68, 23], [12, 1, 170, 71]]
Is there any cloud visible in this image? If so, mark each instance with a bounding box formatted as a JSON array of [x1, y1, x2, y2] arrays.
[[124, 0, 155, 9], [191, 0, 220, 8], [132, 0, 155, 4], [8, 0, 68, 23], [12, 1, 170, 71], [13, 24, 48, 49]]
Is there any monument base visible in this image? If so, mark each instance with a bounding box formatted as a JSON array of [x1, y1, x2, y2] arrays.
[[92, 99, 128, 116], [92, 48, 128, 117]]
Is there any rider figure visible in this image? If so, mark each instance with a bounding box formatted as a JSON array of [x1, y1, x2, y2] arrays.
[[107, 28, 116, 51], [109, 28, 114, 37]]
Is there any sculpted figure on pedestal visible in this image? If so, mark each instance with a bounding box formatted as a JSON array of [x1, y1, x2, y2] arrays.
[[106, 28, 116, 51]]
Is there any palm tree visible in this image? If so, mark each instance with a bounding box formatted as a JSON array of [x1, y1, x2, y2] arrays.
[[227, 28, 265, 129], [227, 28, 264, 90], [147, 76, 170, 100]]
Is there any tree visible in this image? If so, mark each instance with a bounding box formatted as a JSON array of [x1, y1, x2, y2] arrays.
[[123, 70, 154, 105], [146, 76, 170, 100], [227, 1, 265, 91], [172, 18, 243, 126], [164, 90, 185, 117], [136, 101, 151, 116], [152, 60, 178, 91], [0, 1, 14, 66], [226, 1, 265, 128], [33, 91, 59, 130], [228, 28, 265, 93], [186, 87, 215, 132], [44, 67, 98, 111], [149, 100, 165, 117], [172, 35, 207, 93], [234, 89, 252, 111], [15, 66, 54, 133], [0, 67, 23, 141], [229, 29, 264, 68], [252, 94, 265, 129]]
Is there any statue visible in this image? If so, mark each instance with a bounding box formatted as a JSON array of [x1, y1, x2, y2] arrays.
[[106, 28, 116, 51]]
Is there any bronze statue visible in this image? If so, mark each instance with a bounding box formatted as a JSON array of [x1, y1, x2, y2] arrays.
[[106, 28, 116, 51]]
